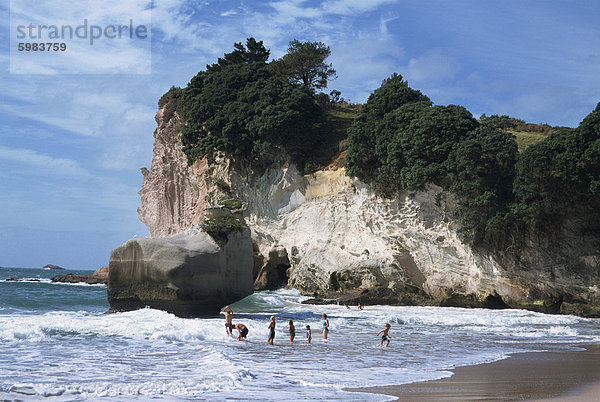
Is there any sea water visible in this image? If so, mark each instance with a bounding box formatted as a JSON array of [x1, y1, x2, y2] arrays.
[[1, 267, 599, 401]]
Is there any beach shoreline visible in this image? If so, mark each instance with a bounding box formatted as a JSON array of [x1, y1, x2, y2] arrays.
[[348, 344, 600, 401]]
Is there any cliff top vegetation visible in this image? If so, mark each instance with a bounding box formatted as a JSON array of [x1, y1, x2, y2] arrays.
[[159, 37, 600, 250]]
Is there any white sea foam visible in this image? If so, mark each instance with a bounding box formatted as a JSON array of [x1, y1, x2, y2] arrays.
[[1, 289, 599, 400], [0, 277, 106, 287]]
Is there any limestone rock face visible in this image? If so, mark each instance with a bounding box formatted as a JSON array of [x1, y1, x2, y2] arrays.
[[138, 109, 206, 238], [136, 103, 600, 316], [107, 227, 253, 317]]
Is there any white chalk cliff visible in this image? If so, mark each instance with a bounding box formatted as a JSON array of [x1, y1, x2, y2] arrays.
[[137, 106, 600, 316]]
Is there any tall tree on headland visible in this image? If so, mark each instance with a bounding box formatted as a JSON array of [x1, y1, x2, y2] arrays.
[[270, 39, 337, 91], [207, 37, 270, 71], [180, 38, 322, 173]]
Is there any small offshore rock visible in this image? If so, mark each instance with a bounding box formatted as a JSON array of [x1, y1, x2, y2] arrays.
[[43, 264, 65, 270]]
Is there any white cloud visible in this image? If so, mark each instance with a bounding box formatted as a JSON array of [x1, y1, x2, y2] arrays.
[[220, 9, 238, 17], [403, 49, 460, 87], [321, 0, 398, 16], [97, 144, 149, 171], [379, 15, 399, 35], [0, 145, 91, 178], [9, 0, 152, 74], [0, 87, 156, 141]]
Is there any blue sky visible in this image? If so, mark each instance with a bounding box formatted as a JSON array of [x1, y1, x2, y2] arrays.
[[0, 0, 599, 269]]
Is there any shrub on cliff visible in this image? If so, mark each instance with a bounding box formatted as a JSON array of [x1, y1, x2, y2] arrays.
[[512, 103, 600, 228], [345, 73, 431, 187], [345, 73, 519, 246], [202, 216, 246, 243], [158, 86, 183, 124], [447, 125, 518, 245], [180, 38, 322, 173], [345, 73, 482, 193]]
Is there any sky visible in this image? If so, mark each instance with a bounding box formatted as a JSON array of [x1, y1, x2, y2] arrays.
[[0, 0, 599, 269]]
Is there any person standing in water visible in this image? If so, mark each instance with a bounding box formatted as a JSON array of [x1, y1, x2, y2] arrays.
[[306, 325, 312, 344], [377, 323, 391, 347], [267, 316, 276, 345], [321, 313, 330, 340], [220, 305, 234, 336], [287, 319, 295, 343], [233, 323, 248, 341]]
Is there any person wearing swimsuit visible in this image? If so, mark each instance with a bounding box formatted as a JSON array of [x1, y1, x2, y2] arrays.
[[377, 323, 391, 347], [306, 325, 312, 344], [220, 305, 234, 336], [321, 313, 330, 340], [267, 316, 276, 345], [233, 323, 248, 341], [287, 319, 295, 343]]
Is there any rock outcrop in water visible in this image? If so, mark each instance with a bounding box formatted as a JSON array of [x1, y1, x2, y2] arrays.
[[135, 105, 600, 317], [51, 265, 109, 285], [43, 264, 65, 270], [107, 226, 254, 317]]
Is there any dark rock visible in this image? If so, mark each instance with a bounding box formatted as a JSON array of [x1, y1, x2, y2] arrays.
[[302, 284, 433, 307], [5, 277, 40, 282], [302, 298, 339, 305], [43, 264, 65, 270], [252, 240, 264, 281], [254, 245, 290, 291], [51, 273, 106, 285], [560, 301, 600, 318]]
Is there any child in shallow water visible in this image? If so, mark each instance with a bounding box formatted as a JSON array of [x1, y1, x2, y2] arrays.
[[306, 325, 311, 344], [321, 313, 330, 340], [267, 316, 276, 345], [377, 323, 391, 347], [287, 319, 295, 343]]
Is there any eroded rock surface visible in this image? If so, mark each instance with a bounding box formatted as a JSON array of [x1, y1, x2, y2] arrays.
[[135, 104, 600, 316], [254, 245, 290, 291], [51, 265, 109, 285], [108, 227, 253, 317]]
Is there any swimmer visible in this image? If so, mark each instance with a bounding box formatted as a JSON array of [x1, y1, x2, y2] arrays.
[[321, 313, 330, 340], [377, 323, 391, 347], [287, 319, 295, 343], [234, 323, 248, 341], [220, 305, 234, 336], [267, 316, 276, 345], [306, 325, 312, 344]]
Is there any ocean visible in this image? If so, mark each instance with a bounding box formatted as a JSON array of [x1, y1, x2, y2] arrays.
[[1, 267, 599, 400]]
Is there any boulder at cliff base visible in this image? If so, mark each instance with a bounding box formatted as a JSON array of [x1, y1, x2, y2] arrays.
[[107, 227, 254, 317]]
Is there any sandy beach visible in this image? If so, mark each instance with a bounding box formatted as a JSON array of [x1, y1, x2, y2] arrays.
[[350, 344, 600, 401]]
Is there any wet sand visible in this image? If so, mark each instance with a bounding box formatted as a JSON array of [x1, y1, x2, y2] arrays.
[[350, 344, 600, 401]]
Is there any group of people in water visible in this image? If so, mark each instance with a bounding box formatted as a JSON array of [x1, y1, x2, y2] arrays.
[[220, 304, 391, 347]]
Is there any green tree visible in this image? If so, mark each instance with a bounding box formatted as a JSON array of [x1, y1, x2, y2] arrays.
[[447, 125, 518, 245], [180, 39, 322, 173], [512, 103, 600, 226], [207, 37, 270, 71], [345, 72, 521, 247], [390, 103, 479, 189], [480, 114, 516, 132], [345, 73, 430, 186], [269, 39, 337, 91]]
